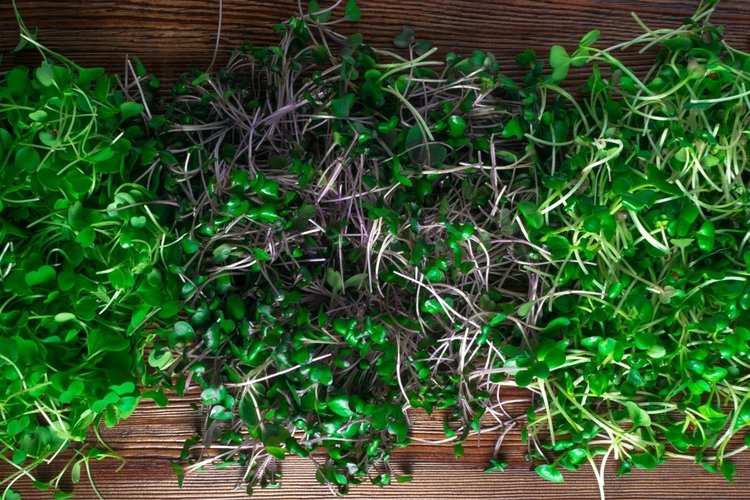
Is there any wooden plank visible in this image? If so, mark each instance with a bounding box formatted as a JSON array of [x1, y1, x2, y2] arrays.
[[8, 394, 750, 499], [3, 1, 750, 498], [1, 1, 749, 81]]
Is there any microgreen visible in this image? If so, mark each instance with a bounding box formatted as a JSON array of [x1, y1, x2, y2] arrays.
[[157, 4, 532, 494], [0, 6, 180, 498], [513, 0, 750, 493], [4, 0, 750, 497]]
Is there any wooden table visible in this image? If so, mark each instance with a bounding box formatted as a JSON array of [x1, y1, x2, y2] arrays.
[[7, 394, 750, 499], [3, 1, 750, 498]]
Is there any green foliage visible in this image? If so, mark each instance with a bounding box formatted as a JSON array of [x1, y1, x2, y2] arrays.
[[515, 0, 750, 484], [0, 26, 178, 498], [159, 10, 528, 495], [4, 1, 750, 497], [536, 463, 564, 483]]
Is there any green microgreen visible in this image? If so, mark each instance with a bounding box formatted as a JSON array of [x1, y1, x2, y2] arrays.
[[156, 3, 532, 494], [4, 0, 750, 497], [512, 0, 750, 492], [0, 5, 180, 498]]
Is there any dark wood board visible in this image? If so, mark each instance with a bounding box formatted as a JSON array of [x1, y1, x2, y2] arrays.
[[2, 0, 750, 498], [2, 0, 750, 82]]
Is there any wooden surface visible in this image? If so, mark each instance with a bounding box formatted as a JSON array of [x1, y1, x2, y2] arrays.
[[2, 1, 750, 80], [8, 393, 750, 499], [3, 1, 750, 498]]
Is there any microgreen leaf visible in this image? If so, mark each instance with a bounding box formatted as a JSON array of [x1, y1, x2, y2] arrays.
[[119, 101, 144, 119], [625, 401, 651, 429], [393, 26, 415, 48], [535, 464, 564, 483], [328, 395, 356, 417], [502, 118, 523, 139], [579, 30, 600, 47], [25, 265, 56, 286], [36, 61, 55, 87], [518, 201, 543, 229], [344, 0, 361, 22], [696, 220, 715, 251], [331, 93, 355, 118], [548, 45, 571, 81], [309, 364, 333, 386], [485, 458, 509, 473]]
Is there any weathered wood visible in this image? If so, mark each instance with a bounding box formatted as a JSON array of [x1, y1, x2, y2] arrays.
[[3, 1, 750, 498], [9, 394, 750, 499], [2, 1, 750, 82]]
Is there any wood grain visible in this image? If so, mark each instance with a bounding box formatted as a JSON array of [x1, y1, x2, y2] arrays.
[[8, 393, 750, 499], [3, 1, 750, 498], [2, 1, 750, 81]]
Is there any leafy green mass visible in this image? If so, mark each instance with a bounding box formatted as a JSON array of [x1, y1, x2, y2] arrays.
[[2, 0, 750, 498]]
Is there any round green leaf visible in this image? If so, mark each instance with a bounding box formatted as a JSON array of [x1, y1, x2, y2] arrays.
[[25, 265, 56, 286], [15, 146, 40, 172], [173, 321, 196, 342], [328, 394, 356, 417]]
